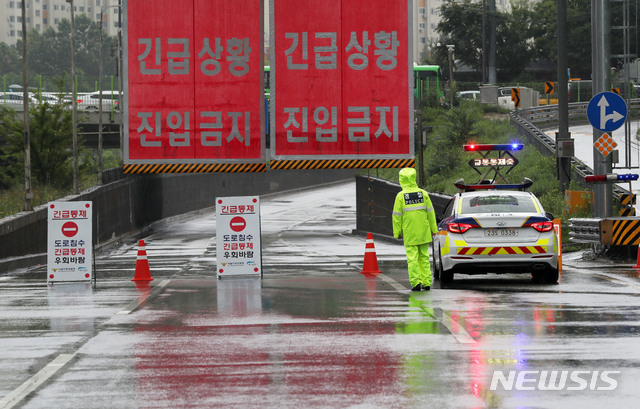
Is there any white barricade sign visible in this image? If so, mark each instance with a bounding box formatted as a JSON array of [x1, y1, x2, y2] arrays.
[[47, 201, 93, 283], [216, 196, 262, 278]]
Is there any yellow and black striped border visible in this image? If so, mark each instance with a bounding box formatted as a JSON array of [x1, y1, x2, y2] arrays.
[[270, 158, 415, 170], [603, 219, 640, 245], [124, 163, 267, 174], [621, 194, 637, 206], [619, 208, 636, 217], [123, 158, 414, 173]]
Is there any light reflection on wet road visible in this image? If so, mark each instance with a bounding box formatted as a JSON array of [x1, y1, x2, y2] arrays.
[[2, 181, 640, 408]]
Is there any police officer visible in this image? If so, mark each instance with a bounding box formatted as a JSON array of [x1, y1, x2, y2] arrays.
[[392, 168, 438, 291]]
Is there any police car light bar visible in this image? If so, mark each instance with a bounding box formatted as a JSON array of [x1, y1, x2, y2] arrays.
[[584, 173, 639, 183], [464, 143, 524, 151], [454, 177, 533, 191]]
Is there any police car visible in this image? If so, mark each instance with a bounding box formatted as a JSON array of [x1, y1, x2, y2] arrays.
[[433, 144, 559, 285]]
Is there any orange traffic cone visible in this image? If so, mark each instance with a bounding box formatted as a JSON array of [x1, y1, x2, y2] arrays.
[[360, 233, 382, 275], [132, 239, 154, 282], [633, 245, 640, 269]]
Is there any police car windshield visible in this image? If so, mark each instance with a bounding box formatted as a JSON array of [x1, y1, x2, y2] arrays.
[[461, 195, 537, 214]]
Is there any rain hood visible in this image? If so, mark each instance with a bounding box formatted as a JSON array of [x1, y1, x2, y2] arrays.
[[399, 168, 417, 189]]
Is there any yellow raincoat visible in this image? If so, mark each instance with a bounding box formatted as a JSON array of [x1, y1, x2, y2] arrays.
[[392, 168, 438, 288]]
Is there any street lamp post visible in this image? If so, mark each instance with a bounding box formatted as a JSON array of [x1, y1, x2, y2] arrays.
[[67, 0, 78, 194], [21, 0, 32, 211], [98, 4, 123, 183], [98, 9, 104, 185], [447, 44, 455, 108]]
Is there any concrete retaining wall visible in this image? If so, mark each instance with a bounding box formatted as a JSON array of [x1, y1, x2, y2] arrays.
[[355, 175, 452, 239], [1, 169, 355, 273]]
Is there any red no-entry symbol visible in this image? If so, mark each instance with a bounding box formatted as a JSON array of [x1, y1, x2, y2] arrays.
[[61, 221, 79, 238], [230, 216, 246, 232]]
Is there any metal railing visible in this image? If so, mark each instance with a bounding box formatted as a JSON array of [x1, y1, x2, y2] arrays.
[[568, 218, 602, 243], [511, 103, 640, 244]]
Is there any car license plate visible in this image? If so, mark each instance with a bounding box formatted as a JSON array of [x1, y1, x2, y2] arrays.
[[484, 229, 518, 237]]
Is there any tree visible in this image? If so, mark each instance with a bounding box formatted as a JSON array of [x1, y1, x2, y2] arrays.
[[28, 97, 75, 187], [496, 0, 535, 80], [0, 108, 24, 189], [0, 43, 20, 76], [0, 87, 77, 189], [531, 0, 592, 80], [13, 14, 118, 92], [437, 0, 539, 82], [436, 0, 485, 79], [425, 101, 483, 175]]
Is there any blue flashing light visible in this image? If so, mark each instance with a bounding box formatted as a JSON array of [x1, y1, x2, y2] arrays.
[[464, 143, 523, 151], [617, 173, 639, 181], [585, 173, 639, 183]]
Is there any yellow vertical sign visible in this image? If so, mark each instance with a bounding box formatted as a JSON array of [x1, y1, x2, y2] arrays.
[[511, 88, 521, 107], [544, 81, 555, 94]]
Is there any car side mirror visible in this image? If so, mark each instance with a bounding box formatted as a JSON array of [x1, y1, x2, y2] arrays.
[[545, 212, 555, 220]]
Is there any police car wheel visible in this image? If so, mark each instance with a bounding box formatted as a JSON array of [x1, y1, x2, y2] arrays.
[[434, 254, 442, 280], [543, 268, 559, 284], [531, 271, 543, 284], [440, 268, 453, 285]]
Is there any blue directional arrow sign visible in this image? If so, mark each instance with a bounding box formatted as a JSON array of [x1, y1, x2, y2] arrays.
[[587, 91, 627, 132]]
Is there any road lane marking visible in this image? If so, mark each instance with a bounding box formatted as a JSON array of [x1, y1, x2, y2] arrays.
[[373, 270, 477, 345], [117, 279, 171, 315], [376, 271, 410, 292], [430, 307, 477, 345], [2, 278, 173, 408], [0, 353, 76, 409]]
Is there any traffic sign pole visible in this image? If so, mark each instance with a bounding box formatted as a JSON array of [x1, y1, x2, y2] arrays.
[[557, 0, 570, 194], [588, 92, 627, 218], [592, 0, 613, 219]]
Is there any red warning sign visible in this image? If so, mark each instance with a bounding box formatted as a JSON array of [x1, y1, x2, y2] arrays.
[[61, 221, 79, 238], [230, 216, 247, 232], [216, 196, 261, 278], [47, 201, 92, 283]]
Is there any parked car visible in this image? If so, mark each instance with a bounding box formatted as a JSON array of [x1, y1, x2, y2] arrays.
[[0, 92, 39, 110], [34, 93, 65, 105], [458, 90, 480, 101], [497, 87, 516, 110], [77, 90, 121, 112]]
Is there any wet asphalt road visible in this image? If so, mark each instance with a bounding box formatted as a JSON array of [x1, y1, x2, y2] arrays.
[[1, 181, 640, 408]]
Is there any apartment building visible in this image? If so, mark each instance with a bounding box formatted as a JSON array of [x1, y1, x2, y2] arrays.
[[2, 0, 516, 65], [413, 0, 515, 63], [414, 0, 444, 63], [0, 0, 120, 46]]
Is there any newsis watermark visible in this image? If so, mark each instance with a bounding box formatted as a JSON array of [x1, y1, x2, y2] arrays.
[[490, 370, 621, 391]]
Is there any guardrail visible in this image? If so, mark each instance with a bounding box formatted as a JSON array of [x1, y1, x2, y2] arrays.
[[510, 110, 602, 194], [511, 103, 640, 244], [518, 100, 640, 129], [568, 218, 602, 244], [355, 175, 451, 240]]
